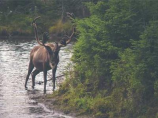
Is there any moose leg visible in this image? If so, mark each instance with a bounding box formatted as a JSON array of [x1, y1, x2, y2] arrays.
[[25, 61, 34, 89], [52, 66, 57, 91], [31, 69, 40, 89], [43, 70, 47, 93]]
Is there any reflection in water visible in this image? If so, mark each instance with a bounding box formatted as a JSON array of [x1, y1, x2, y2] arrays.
[[0, 39, 73, 118]]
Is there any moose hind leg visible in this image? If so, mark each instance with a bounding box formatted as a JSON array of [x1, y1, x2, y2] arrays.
[[25, 61, 34, 89], [52, 66, 57, 91], [43, 70, 47, 93], [31, 69, 40, 89]]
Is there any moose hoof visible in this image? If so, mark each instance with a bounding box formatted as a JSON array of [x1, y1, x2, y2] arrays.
[[25, 86, 28, 90], [44, 90, 46, 94]]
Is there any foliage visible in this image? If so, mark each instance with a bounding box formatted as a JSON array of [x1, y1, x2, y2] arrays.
[[0, 0, 89, 36], [49, 19, 72, 35], [2, 0, 158, 117], [52, 0, 158, 118]]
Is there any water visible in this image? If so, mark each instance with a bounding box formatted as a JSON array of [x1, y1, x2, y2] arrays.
[[0, 39, 73, 118]]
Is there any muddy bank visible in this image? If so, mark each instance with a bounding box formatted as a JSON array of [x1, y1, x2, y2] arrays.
[[31, 94, 94, 118]]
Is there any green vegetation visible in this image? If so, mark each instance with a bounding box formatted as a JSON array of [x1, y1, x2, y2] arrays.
[[1, 0, 158, 117], [51, 0, 158, 118], [0, 0, 91, 37]]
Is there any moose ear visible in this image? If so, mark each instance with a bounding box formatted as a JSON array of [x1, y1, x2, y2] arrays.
[[42, 32, 49, 44], [58, 39, 66, 47], [43, 32, 49, 41], [60, 39, 66, 46]]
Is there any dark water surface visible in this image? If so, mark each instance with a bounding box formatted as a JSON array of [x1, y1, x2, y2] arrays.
[[0, 39, 73, 118]]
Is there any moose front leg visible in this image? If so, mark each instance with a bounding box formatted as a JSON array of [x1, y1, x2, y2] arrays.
[[25, 60, 34, 89], [31, 69, 40, 89], [52, 66, 57, 91], [43, 70, 47, 93]]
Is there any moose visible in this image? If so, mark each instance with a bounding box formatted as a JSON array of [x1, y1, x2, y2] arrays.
[[25, 16, 75, 92]]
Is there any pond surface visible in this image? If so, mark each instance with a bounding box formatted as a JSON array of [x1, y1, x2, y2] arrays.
[[0, 39, 73, 118]]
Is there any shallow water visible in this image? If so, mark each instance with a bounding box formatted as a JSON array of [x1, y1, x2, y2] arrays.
[[0, 39, 73, 118]]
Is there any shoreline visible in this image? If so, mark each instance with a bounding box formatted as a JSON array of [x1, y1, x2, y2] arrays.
[[31, 93, 94, 118], [0, 36, 34, 39]]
